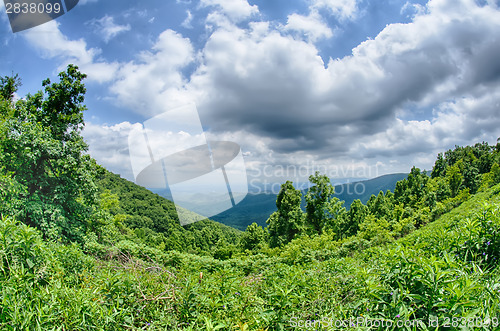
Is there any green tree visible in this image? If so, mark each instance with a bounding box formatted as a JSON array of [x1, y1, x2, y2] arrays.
[[492, 163, 500, 184], [446, 163, 463, 198], [367, 191, 391, 219], [305, 172, 336, 234], [0, 73, 21, 102], [240, 222, 267, 251], [0, 65, 97, 242], [339, 199, 368, 238], [431, 152, 446, 178], [266, 181, 304, 247], [463, 163, 481, 194], [394, 167, 429, 207]]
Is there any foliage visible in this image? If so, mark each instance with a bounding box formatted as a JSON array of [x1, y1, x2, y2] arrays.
[[0, 74, 22, 102], [94, 168, 242, 255], [266, 181, 304, 247], [305, 172, 337, 234], [240, 223, 267, 251], [0, 65, 97, 242], [2, 184, 500, 329]]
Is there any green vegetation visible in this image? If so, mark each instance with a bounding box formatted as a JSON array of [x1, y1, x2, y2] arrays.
[[1, 68, 500, 329]]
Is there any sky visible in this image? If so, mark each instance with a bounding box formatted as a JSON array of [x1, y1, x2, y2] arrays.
[[1, 0, 500, 188]]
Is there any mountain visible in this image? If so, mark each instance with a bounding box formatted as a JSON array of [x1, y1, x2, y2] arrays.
[[210, 173, 408, 230], [333, 173, 408, 208], [94, 168, 242, 253]]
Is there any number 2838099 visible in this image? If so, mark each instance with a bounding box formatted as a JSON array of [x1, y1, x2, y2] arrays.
[[5, 2, 62, 14]]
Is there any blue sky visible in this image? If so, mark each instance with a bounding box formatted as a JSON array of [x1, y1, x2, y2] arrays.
[[1, 0, 499, 186]]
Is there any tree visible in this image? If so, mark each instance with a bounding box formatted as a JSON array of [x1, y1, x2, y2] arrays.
[[446, 164, 463, 198], [240, 222, 267, 251], [367, 191, 390, 219], [305, 172, 336, 234], [340, 199, 368, 238], [394, 167, 429, 207], [266, 181, 304, 247], [490, 163, 500, 185], [463, 163, 481, 194], [0, 65, 97, 242], [431, 153, 446, 178], [0, 73, 21, 102]]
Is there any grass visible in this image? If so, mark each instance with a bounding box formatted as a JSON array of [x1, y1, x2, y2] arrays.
[[1, 185, 500, 330]]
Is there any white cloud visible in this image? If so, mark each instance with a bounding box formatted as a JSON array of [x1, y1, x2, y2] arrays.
[[89, 0, 500, 179], [401, 1, 427, 17], [199, 0, 259, 22], [79, 0, 98, 5], [21, 21, 118, 83], [181, 10, 193, 29], [311, 0, 359, 21], [183, 0, 500, 173], [352, 86, 500, 168], [88, 15, 131, 43], [83, 121, 138, 181], [285, 11, 334, 42], [0, 2, 14, 41], [109, 29, 194, 116]]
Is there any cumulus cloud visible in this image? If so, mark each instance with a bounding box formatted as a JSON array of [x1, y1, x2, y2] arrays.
[[181, 10, 194, 29], [187, 0, 499, 165], [83, 122, 138, 181], [109, 29, 194, 117], [21, 21, 119, 82], [311, 0, 359, 21], [401, 1, 427, 17], [88, 15, 131, 43], [199, 0, 259, 22], [87, 0, 500, 178], [285, 11, 334, 42]]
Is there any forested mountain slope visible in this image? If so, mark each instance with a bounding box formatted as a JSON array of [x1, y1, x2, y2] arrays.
[[95, 169, 241, 255]]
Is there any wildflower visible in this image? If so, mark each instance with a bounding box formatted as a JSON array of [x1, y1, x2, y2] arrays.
[[487, 241, 491, 245], [483, 252, 486, 255], [396, 314, 400, 318], [390, 292, 393, 295]]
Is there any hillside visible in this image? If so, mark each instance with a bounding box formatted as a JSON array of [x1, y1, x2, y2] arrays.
[[94, 168, 242, 255], [2, 182, 499, 329], [211, 173, 407, 230]]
